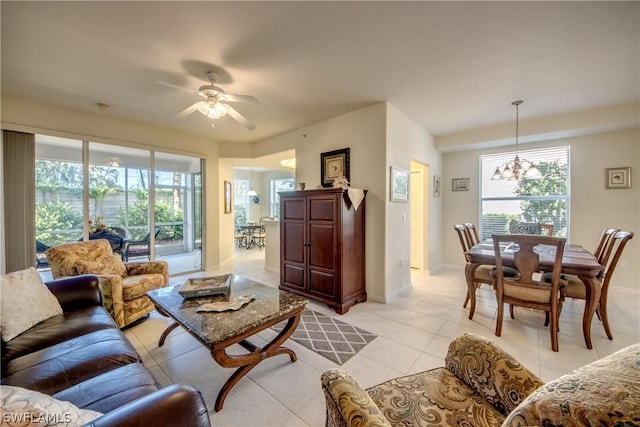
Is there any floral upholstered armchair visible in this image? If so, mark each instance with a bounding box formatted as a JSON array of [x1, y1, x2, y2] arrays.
[[322, 333, 640, 427], [46, 239, 168, 328]]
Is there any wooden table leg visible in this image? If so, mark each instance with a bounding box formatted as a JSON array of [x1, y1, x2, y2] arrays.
[[211, 311, 302, 411], [580, 276, 601, 350], [465, 263, 480, 320]]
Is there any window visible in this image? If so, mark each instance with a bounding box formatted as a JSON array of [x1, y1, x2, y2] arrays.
[[480, 145, 569, 240], [234, 179, 249, 226], [270, 179, 294, 217]]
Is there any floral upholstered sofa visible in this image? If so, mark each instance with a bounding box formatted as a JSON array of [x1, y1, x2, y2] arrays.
[[46, 239, 168, 328], [322, 333, 640, 427]]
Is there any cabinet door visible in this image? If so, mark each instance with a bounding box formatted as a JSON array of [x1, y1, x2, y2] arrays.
[[307, 195, 337, 298], [281, 197, 306, 290]]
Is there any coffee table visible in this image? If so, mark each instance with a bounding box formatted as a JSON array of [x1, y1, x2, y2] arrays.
[[146, 275, 308, 411]]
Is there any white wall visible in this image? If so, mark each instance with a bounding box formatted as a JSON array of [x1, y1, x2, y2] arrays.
[[249, 103, 389, 301], [1, 97, 223, 269], [443, 127, 639, 290], [385, 104, 443, 299]]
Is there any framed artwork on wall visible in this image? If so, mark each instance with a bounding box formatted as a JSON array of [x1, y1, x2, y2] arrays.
[[452, 178, 469, 191], [390, 167, 409, 202], [433, 175, 441, 198], [321, 148, 350, 187], [605, 167, 631, 189], [223, 181, 232, 214]]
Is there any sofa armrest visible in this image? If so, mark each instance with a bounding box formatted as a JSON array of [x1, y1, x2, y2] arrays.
[[445, 333, 544, 416], [321, 369, 391, 427], [45, 275, 102, 311], [85, 384, 210, 427]]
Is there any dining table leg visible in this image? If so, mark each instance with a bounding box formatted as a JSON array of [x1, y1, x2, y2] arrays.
[[580, 276, 602, 350], [465, 263, 480, 320]]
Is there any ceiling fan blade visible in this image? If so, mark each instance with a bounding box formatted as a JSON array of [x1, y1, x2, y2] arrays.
[[226, 105, 256, 130], [149, 79, 199, 95], [174, 102, 202, 119], [221, 94, 259, 103]]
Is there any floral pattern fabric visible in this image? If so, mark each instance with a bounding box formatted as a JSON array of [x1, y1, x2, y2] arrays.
[[503, 343, 640, 427], [45, 240, 168, 328], [322, 334, 544, 427]]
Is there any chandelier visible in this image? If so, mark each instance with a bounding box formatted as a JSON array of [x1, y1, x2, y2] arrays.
[[491, 100, 542, 181]]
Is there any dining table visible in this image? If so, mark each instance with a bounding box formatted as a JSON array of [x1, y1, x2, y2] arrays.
[[465, 240, 604, 349]]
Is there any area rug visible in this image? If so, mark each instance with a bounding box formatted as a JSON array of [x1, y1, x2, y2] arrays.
[[272, 308, 377, 365]]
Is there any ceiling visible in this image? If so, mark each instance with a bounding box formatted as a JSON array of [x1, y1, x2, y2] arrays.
[[2, 2, 638, 145]]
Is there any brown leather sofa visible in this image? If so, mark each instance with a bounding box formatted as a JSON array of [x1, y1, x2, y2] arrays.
[[1, 274, 211, 427]]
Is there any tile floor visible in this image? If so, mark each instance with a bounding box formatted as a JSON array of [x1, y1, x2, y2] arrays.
[[124, 249, 640, 426]]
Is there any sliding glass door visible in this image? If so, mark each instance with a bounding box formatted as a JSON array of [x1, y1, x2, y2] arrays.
[[35, 135, 203, 275]]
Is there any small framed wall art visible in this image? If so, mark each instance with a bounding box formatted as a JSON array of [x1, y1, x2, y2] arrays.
[[605, 167, 631, 189], [390, 166, 410, 202], [433, 175, 441, 198], [452, 178, 469, 191], [223, 181, 232, 214], [321, 148, 350, 187]]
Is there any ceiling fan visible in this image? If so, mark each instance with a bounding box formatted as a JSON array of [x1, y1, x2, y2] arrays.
[[152, 71, 258, 130]]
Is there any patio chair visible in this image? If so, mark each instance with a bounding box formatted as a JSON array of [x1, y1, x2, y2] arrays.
[[35, 239, 50, 268], [46, 239, 168, 328], [123, 228, 160, 262]]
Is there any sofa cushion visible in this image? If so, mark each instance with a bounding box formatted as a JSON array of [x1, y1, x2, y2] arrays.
[[367, 367, 506, 427], [0, 267, 63, 341], [2, 329, 140, 396], [1, 385, 103, 426], [2, 307, 115, 370], [52, 363, 158, 413], [503, 343, 640, 427], [75, 254, 127, 277]]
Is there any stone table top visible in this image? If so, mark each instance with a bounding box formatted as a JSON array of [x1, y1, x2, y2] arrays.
[[147, 275, 308, 346]]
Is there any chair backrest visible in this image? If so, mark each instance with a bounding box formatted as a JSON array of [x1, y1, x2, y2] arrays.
[[492, 234, 566, 292], [110, 226, 127, 238], [463, 223, 480, 246], [454, 224, 472, 261], [594, 228, 620, 263], [508, 220, 542, 235], [540, 224, 554, 236], [599, 231, 634, 293], [45, 239, 114, 278]]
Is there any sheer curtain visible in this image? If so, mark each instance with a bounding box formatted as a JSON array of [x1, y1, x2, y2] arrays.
[[3, 130, 35, 272]]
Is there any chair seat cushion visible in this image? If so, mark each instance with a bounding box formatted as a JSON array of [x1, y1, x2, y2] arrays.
[[366, 367, 506, 427], [122, 274, 166, 301], [52, 363, 157, 413], [504, 282, 552, 303]]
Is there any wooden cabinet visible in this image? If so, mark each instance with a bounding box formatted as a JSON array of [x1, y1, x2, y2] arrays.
[[279, 188, 366, 314]]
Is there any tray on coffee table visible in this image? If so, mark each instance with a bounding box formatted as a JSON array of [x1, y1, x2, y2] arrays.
[[178, 274, 231, 298]]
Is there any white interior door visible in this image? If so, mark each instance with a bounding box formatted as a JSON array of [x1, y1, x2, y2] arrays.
[[410, 167, 423, 269]]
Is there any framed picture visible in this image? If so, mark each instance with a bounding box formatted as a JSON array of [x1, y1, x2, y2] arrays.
[[605, 167, 631, 189], [433, 175, 441, 198], [390, 167, 410, 202], [452, 178, 469, 191], [223, 181, 232, 214], [321, 148, 350, 187]]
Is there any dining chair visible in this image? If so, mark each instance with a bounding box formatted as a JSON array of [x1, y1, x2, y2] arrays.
[[540, 224, 554, 236], [454, 225, 497, 309], [560, 230, 633, 340], [463, 223, 480, 246], [492, 234, 566, 352], [594, 228, 620, 263]]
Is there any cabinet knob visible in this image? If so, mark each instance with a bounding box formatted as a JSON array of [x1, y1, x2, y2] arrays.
[[303, 242, 310, 247]]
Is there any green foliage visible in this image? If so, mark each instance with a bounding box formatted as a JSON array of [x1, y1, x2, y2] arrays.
[[115, 188, 184, 240], [517, 162, 568, 229], [35, 160, 83, 195], [35, 201, 83, 245]]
